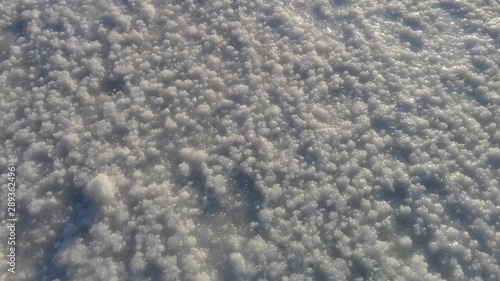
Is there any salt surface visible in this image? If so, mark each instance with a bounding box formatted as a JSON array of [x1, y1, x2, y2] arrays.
[[1, 0, 499, 280]]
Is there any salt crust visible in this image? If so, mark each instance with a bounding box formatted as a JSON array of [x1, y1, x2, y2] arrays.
[[0, 0, 499, 280]]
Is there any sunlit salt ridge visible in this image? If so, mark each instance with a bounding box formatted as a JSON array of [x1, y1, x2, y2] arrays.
[[0, 0, 499, 280]]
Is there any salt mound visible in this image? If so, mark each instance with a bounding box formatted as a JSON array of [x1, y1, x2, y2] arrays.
[[87, 174, 117, 204]]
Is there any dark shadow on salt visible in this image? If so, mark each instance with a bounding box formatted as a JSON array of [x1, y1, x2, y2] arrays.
[[403, 17, 423, 31], [297, 141, 319, 166], [142, 262, 164, 281], [102, 75, 126, 95], [9, 18, 28, 37], [120, 0, 134, 12], [379, 181, 408, 207], [371, 116, 390, 132], [349, 256, 371, 280], [420, 174, 449, 197], [393, 144, 412, 163], [34, 184, 97, 280], [331, 0, 348, 7], [399, 31, 423, 52], [233, 171, 264, 222], [487, 153, 500, 169], [267, 18, 282, 30], [102, 16, 119, 29]]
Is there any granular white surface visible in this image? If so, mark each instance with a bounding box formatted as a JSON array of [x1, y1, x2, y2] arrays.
[[1, 0, 499, 280]]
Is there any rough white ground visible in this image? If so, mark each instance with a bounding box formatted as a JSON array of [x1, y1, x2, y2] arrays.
[[1, 0, 499, 280]]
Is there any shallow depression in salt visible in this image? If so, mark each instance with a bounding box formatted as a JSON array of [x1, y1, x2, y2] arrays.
[[0, 0, 499, 280]]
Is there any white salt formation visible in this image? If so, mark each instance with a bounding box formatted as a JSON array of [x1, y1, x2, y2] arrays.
[[0, 0, 499, 280], [88, 174, 118, 205]]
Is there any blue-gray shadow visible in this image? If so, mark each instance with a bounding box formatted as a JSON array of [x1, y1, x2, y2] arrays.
[[233, 170, 264, 223], [34, 184, 97, 281]]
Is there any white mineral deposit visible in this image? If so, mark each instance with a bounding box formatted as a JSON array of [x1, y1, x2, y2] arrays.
[[0, 0, 499, 280]]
